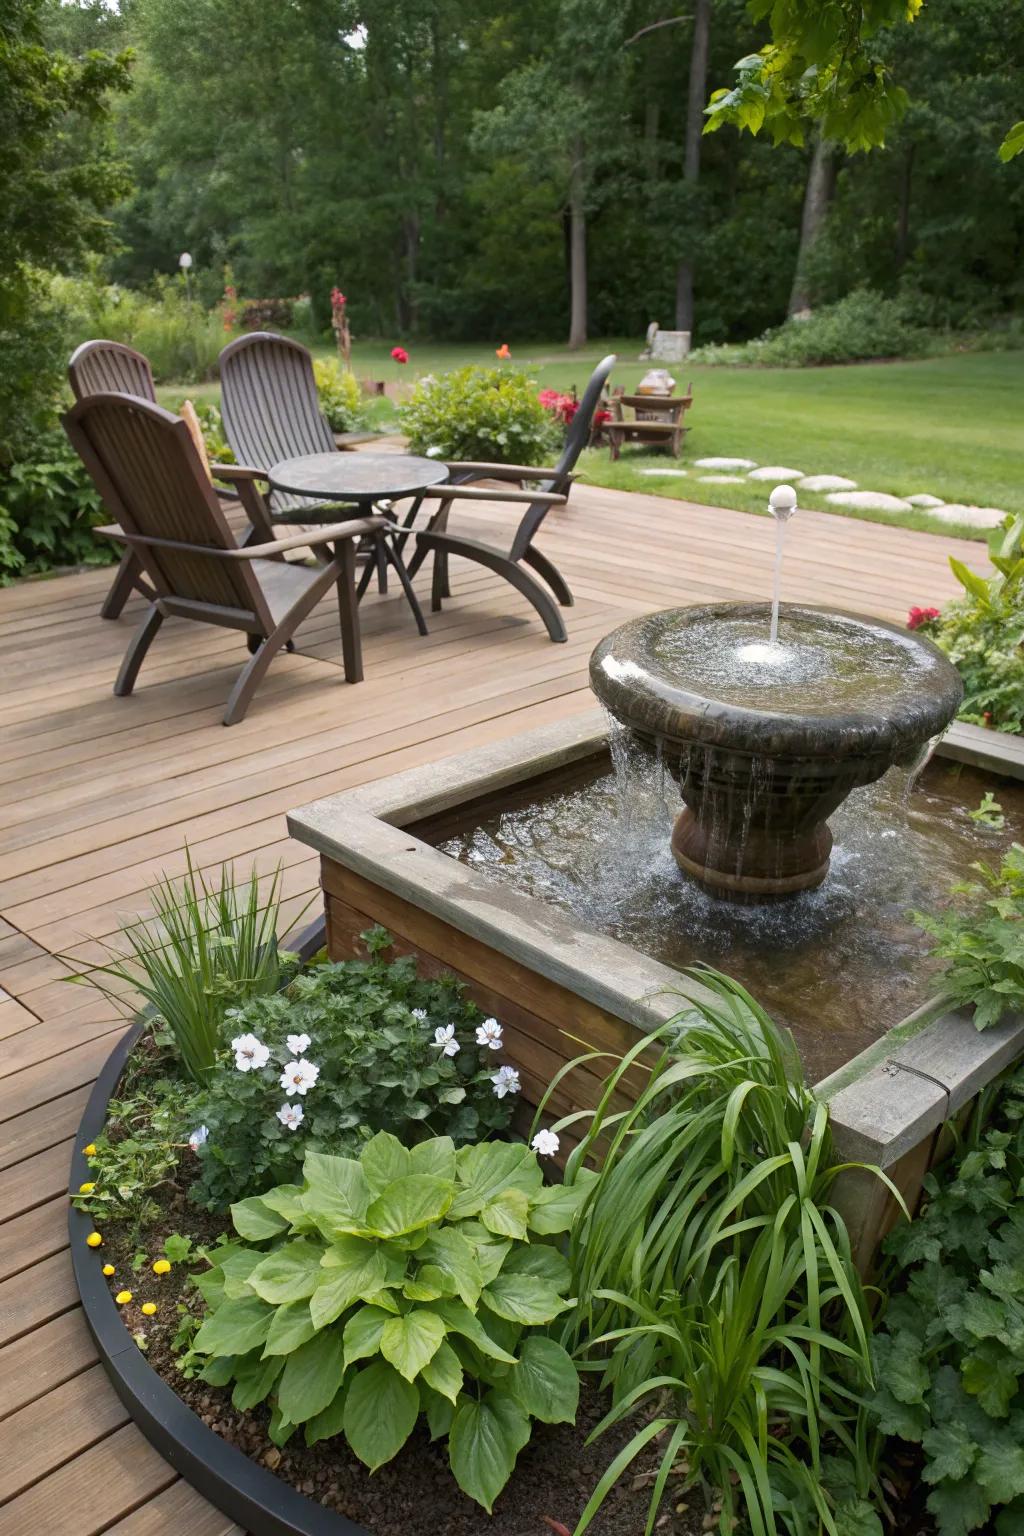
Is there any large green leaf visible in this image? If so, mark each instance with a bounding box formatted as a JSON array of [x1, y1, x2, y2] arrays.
[[303, 1151, 371, 1237], [434, 1297, 518, 1363], [194, 1294, 274, 1356], [220, 1249, 264, 1300], [343, 1304, 391, 1370], [277, 1330, 346, 1425], [526, 1176, 593, 1236], [421, 1338, 464, 1403], [360, 1131, 412, 1196], [449, 1390, 531, 1512], [230, 1196, 289, 1243], [303, 1380, 349, 1447], [380, 1309, 446, 1382], [259, 1183, 311, 1229], [343, 1360, 420, 1471], [365, 1174, 453, 1237], [231, 1352, 283, 1412], [976, 1438, 1024, 1504], [482, 1272, 572, 1325], [247, 1239, 324, 1305], [419, 1228, 484, 1307], [410, 1136, 457, 1181], [500, 1243, 571, 1291], [311, 1237, 389, 1328], [262, 1300, 317, 1357], [479, 1188, 530, 1240], [927, 1477, 991, 1536], [921, 1422, 979, 1485], [451, 1142, 542, 1219], [507, 1336, 579, 1423]]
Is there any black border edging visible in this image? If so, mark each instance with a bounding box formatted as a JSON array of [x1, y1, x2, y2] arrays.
[[68, 920, 376, 1536]]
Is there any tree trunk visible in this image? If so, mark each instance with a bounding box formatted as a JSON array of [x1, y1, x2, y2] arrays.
[[895, 142, 915, 270], [675, 0, 710, 334], [567, 139, 588, 349], [788, 133, 837, 316]]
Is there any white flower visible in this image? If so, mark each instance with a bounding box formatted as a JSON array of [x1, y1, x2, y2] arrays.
[[279, 1058, 320, 1096], [475, 1017, 503, 1050], [531, 1128, 560, 1158], [277, 1102, 304, 1130], [188, 1125, 209, 1152], [425, 445, 442, 458], [411, 1008, 428, 1022], [231, 1032, 270, 1072], [431, 1024, 460, 1058], [286, 1032, 311, 1056], [491, 1065, 521, 1099]]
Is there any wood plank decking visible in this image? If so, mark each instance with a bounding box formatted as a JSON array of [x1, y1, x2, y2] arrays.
[[0, 484, 979, 1533]]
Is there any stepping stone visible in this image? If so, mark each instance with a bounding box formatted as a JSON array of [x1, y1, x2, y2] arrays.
[[698, 474, 745, 484], [748, 465, 803, 482], [694, 456, 757, 470], [639, 468, 688, 477], [797, 474, 858, 493], [927, 504, 1008, 529], [825, 490, 913, 513], [906, 493, 944, 507]]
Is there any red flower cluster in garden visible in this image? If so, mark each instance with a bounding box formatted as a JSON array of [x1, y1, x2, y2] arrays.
[[391, 346, 409, 364], [907, 605, 941, 631], [538, 388, 578, 425]]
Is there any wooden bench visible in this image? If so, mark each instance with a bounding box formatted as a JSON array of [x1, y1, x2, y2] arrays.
[[606, 388, 693, 460]]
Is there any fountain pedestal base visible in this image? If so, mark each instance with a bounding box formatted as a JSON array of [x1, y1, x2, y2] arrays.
[[671, 807, 832, 898]]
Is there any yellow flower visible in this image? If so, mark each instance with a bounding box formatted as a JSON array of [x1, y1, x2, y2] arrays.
[[141, 1302, 157, 1316], [79, 1181, 95, 1194], [86, 1232, 103, 1248], [83, 1143, 97, 1156], [152, 1259, 171, 1276], [102, 1264, 115, 1277], [115, 1290, 132, 1305]]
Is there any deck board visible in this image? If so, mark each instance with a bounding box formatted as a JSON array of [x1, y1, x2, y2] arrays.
[[0, 481, 978, 1529]]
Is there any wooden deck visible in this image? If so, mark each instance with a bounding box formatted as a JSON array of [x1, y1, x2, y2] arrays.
[[0, 484, 980, 1533]]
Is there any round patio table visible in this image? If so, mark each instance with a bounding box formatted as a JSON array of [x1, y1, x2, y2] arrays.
[[267, 452, 449, 636]]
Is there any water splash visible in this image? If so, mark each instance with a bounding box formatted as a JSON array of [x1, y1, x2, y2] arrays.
[[767, 483, 798, 646]]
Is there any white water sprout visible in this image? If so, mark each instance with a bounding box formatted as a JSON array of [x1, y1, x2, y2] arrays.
[[431, 1024, 460, 1058], [279, 1058, 320, 1097], [231, 1033, 270, 1072], [491, 1065, 520, 1099], [475, 1017, 503, 1050]]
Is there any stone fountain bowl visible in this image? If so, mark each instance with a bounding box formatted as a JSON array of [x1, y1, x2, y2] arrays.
[[590, 602, 964, 898]]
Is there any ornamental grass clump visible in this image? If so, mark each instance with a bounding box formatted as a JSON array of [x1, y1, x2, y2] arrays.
[[545, 968, 886, 1536], [68, 852, 288, 1084], [183, 1133, 589, 1512]]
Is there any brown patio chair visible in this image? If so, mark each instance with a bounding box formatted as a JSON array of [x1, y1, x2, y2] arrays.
[[68, 339, 273, 622], [402, 353, 617, 643], [62, 393, 386, 725]]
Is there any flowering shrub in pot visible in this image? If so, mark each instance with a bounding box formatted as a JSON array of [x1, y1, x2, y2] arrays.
[[179, 1133, 589, 1511]]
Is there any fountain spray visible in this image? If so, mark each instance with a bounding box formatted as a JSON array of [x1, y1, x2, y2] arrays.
[[768, 483, 798, 646]]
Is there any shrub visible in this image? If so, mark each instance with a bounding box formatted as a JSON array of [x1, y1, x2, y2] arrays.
[[70, 854, 289, 1085], [868, 1059, 1024, 1535], [554, 969, 882, 1536], [690, 288, 931, 368], [312, 359, 364, 433], [915, 844, 1024, 1030], [183, 1132, 587, 1510], [53, 271, 227, 383], [399, 365, 559, 463], [0, 422, 112, 584], [239, 297, 295, 330], [188, 932, 517, 1211]]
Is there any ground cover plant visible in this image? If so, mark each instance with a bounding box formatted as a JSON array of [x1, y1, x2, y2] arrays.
[[868, 1059, 1024, 1534], [545, 969, 885, 1536], [915, 843, 1024, 1030]]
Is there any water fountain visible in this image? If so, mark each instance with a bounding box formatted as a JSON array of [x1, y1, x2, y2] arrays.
[[590, 487, 965, 898]]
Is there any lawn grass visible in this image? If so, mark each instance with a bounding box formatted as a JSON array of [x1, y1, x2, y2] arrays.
[[158, 339, 1023, 542]]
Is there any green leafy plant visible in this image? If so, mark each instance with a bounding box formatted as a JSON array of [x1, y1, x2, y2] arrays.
[[399, 365, 559, 463], [69, 851, 291, 1084], [930, 514, 1024, 735], [546, 969, 884, 1536], [0, 422, 113, 584], [184, 1132, 588, 1511], [914, 844, 1024, 1030], [312, 358, 365, 433], [53, 270, 228, 383], [71, 1075, 199, 1229], [969, 792, 1005, 830], [868, 1059, 1024, 1534], [188, 932, 516, 1211], [690, 289, 930, 368]]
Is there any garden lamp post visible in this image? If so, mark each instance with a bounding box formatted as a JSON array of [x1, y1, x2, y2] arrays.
[[179, 250, 193, 306]]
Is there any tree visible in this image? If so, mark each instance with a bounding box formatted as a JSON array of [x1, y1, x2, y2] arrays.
[[0, 0, 131, 463], [787, 133, 836, 315], [675, 0, 710, 334]]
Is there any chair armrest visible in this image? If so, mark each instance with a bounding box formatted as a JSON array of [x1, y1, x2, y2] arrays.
[[107, 517, 387, 561], [210, 462, 268, 483], [418, 484, 567, 507], [445, 462, 572, 482]]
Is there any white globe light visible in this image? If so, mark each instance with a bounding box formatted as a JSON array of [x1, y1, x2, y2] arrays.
[[768, 483, 797, 521], [178, 251, 193, 270]]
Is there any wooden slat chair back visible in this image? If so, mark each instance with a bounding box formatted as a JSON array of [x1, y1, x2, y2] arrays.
[[68, 339, 157, 404], [405, 354, 617, 642], [62, 393, 385, 724], [219, 332, 335, 518]]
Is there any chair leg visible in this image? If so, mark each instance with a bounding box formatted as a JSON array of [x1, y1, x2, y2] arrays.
[[375, 534, 389, 594], [431, 550, 448, 613], [101, 550, 153, 620], [417, 536, 569, 642], [223, 630, 292, 726], [336, 539, 363, 683], [381, 535, 428, 636], [521, 545, 574, 607], [114, 603, 164, 695]]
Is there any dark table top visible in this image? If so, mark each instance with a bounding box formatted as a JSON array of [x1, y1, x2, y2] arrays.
[[267, 452, 449, 516]]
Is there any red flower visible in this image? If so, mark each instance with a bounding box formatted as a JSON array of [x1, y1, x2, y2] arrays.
[[538, 389, 578, 425], [391, 346, 409, 364], [330, 287, 347, 312], [907, 605, 941, 631], [495, 343, 511, 360]]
